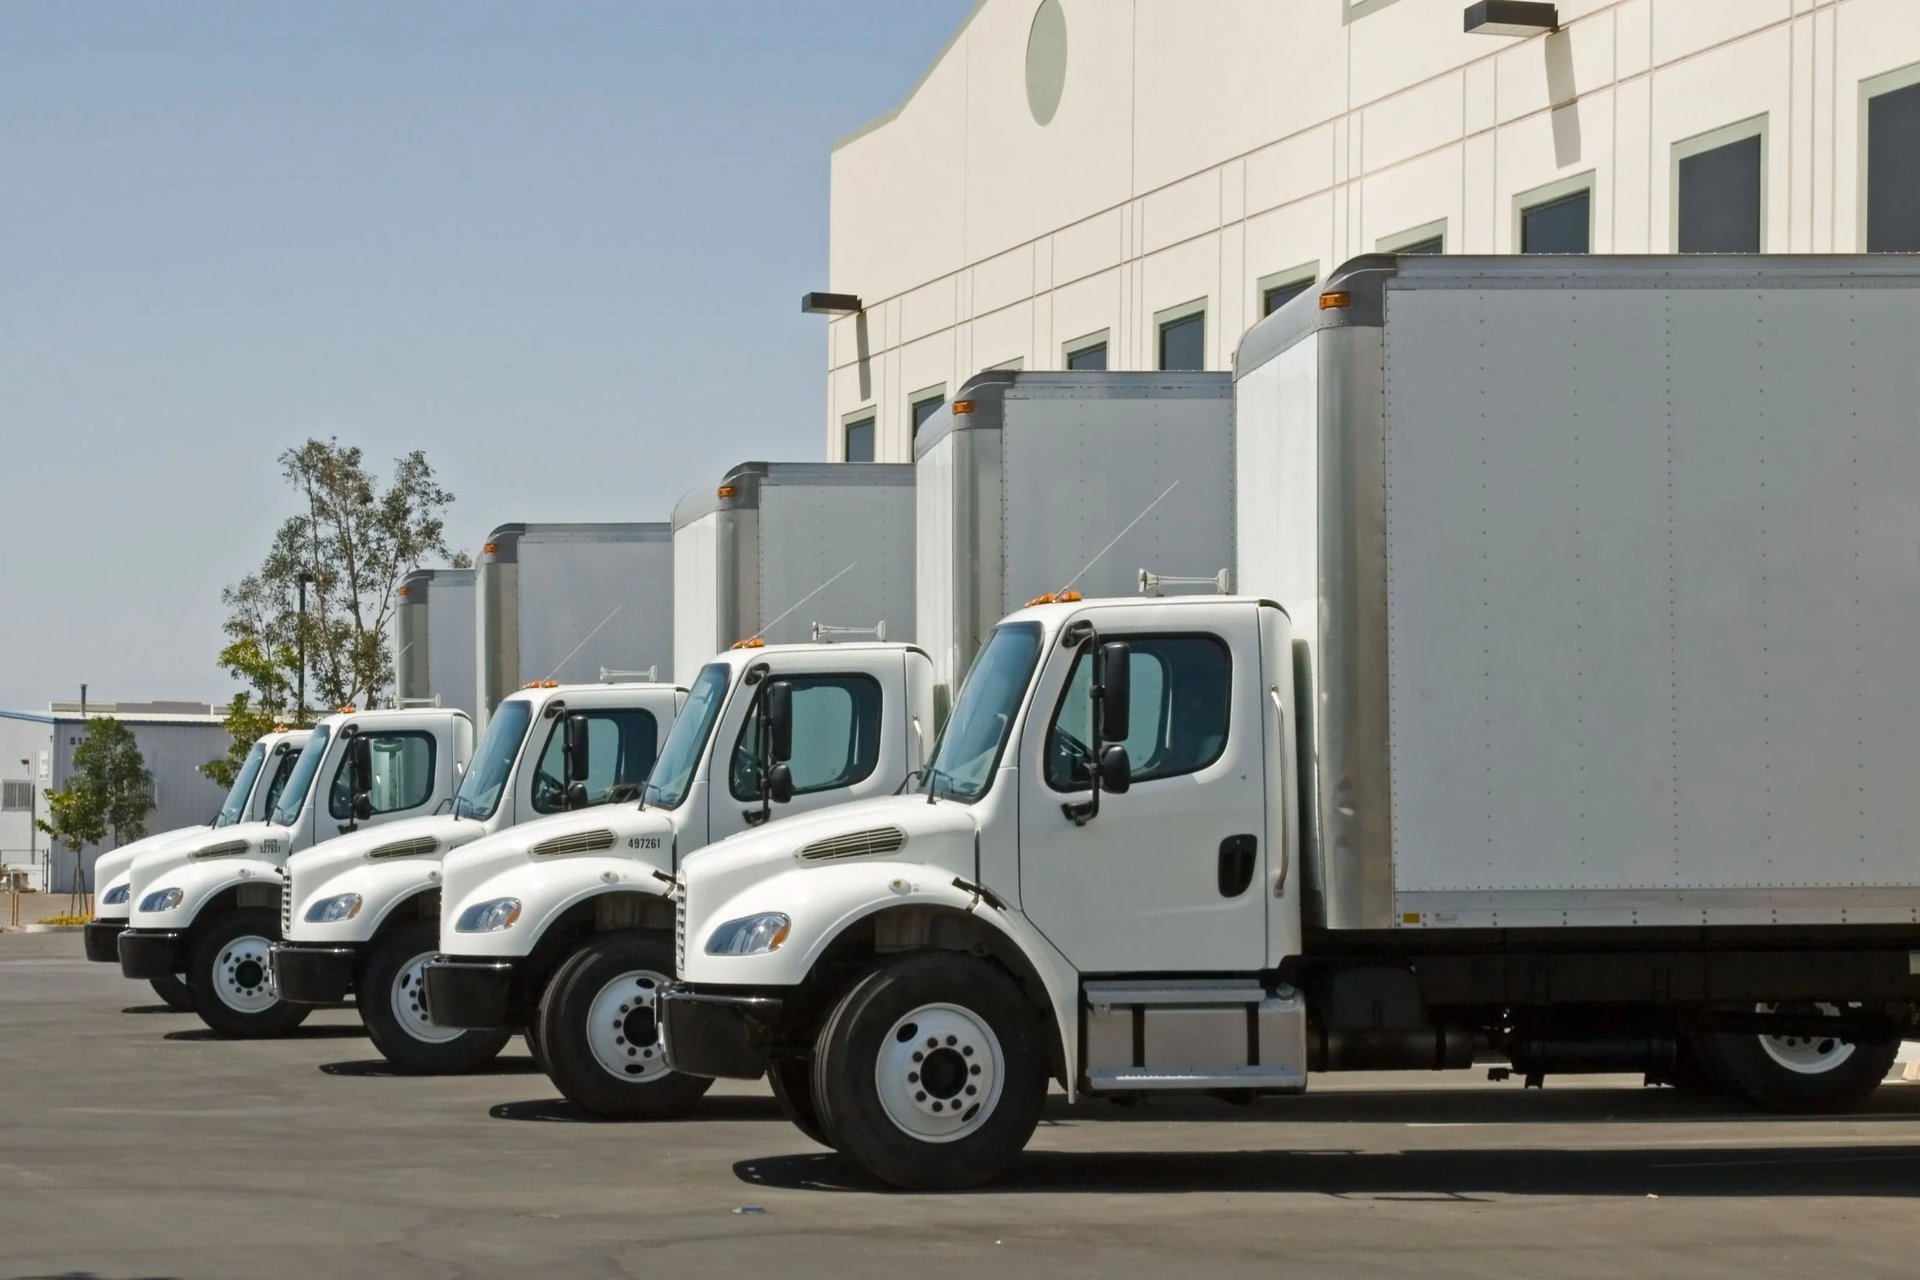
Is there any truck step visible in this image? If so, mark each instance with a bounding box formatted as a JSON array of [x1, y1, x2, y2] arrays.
[[1084, 978, 1267, 1007], [1087, 1065, 1307, 1092]]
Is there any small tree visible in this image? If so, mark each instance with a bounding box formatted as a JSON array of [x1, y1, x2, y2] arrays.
[[39, 717, 153, 906]]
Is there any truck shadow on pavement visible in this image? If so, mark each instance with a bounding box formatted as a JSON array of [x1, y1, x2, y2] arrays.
[[161, 1025, 366, 1042], [319, 1056, 543, 1078], [487, 1095, 789, 1124], [119, 1004, 187, 1014]]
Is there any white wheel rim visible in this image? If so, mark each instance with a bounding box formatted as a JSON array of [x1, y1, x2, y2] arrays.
[[585, 969, 671, 1083], [212, 935, 278, 1015], [393, 951, 464, 1044], [1756, 1002, 1858, 1075], [874, 1003, 1004, 1144]]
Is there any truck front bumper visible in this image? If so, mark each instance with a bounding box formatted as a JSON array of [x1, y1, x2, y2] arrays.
[[83, 919, 128, 964], [420, 956, 520, 1029], [270, 942, 358, 1005], [659, 984, 786, 1080], [118, 930, 187, 980]]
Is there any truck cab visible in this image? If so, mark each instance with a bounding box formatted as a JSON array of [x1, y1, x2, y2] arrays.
[[422, 640, 934, 1117], [271, 681, 682, 1073], [118, 707, 472, 1037], [85, 728, 311, 1008]]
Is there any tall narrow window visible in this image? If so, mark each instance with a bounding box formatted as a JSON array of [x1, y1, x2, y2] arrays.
[[1380, 221, 1445, 256], [1063, 330, 1109, 371], [1157, 304, 1206, 371], [1521, 187, 1591, 253], [1867, 78, 1920, 252], [1261, 275, 1316, 316], [1677, 125, 1763, 253], [843, 413, 875, 463], [910, 387, 946, 439]]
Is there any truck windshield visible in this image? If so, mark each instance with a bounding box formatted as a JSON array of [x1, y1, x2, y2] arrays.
[[214, 743, 267, 828], [923, 622, 1042, 802], [643, 663, 731, 811], [271, 725, 332, 827], [453, 699, 532, 820]]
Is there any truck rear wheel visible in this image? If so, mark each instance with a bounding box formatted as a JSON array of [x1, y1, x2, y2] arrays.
[[149, 974, 194, 1011], [812, 952, 1046, 1191], [768, 1056, 835, 1149], [537, 933, 713, 1120], [362, 919, 513, 1074], [1693, 1003, 1901, 1113], [187, 908, 311, 1039]]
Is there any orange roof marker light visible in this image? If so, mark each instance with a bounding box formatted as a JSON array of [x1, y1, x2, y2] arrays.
[[717, 484, 738, 498], [1319, 290, 1351, 310], [338, 705, 356, 714], [522, 680, 560, 689], [396, 585, 412, 598], [951, 399, 975, 416], [1024, 590, 1083, 608], [730, 637, 766, 650], [483, 542, 499, 555]]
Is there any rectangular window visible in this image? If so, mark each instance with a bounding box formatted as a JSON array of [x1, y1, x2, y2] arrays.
[[1867, 77, 1920, 251], [910, 385, 946, 439], [532, 707, 661, 813], [730, 674, 885, 800], [1520, 184, 1592, 253], [1, 780, 31, 812], [1156, 302, 1206, 371], [1063, 330, 1109, 371], [1044, 635, 1232, 792], [1677, 123, 1763, 253], [328, 730, 437, 820], [843, 413, 876, 463], [1379, 221, 1446, 256]]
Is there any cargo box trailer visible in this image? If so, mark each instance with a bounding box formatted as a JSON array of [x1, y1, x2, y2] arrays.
[[914, 370, 1235, 710], [670, 463, 915, 686], [394, 567, 476, 720], [666, 255, 1920, 1189], [477, 523, 673, 726]]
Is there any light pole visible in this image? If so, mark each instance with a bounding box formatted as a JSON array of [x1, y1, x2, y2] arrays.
[[20, 757, 34, 893], [296, 570, 315, 725]]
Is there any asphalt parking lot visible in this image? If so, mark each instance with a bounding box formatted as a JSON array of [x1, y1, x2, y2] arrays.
[[3, 931, 1918, 1280]]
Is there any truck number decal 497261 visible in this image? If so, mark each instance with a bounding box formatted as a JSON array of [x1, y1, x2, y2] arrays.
[[629, 836, 662, 851]]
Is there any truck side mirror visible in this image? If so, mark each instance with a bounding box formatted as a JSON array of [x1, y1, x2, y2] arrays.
[[563, 714, 592, 784], [1098, 743, 1132, 794], [348, 733, 374, 797], [767, 761, 795, 804], [766, 681, 794, 764], [1098, 642, 1132, 743], [352, 792, 373, 821]]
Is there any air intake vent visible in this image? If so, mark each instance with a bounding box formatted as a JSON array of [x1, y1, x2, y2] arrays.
[[368, 835, 440, 861], [278, 866, 292, 932], [531, 828, 618, 858], [797, 826, 907, 862], [193, 839, 250, 860]]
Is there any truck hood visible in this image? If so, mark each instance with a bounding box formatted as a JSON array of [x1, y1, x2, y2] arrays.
[[94, 826, 212, 916], [681, 795, 982, 939], [128, 819, 292, 901], [438, 804, 679, 921], [286, 813, 473, 890]]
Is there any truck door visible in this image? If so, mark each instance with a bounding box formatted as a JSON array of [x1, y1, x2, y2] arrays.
[[314, 726, 443, 844], [706, 667, 893, 841], [1015, 608, 1269, 972]]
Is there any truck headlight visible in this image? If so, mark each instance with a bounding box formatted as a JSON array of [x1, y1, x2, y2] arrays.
[[100, 884, 131, 906], [705, 912, 791, 956], [305, 893, 363, 923], [140, 887, 183, 913], [455, 897, 521, 933]]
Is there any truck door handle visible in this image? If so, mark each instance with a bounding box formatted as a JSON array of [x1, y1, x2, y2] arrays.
[[1218, 835, 1257, 898]]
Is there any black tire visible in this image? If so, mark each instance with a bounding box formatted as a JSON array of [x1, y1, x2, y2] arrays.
[[812, 952, 1047, 1191], [149, 974, 194, 1011], [537, 932, 713, 1120], [361, 919, 513, 1074], [1692, 1007, 1901, 1114], [525, 1024, 550, 1076], [769, 1056, 835, 1149], [186, 907, 312, 1039]]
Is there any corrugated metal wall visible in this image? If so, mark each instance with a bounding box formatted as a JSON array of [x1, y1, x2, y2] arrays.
[[48, 718, 231, 894]]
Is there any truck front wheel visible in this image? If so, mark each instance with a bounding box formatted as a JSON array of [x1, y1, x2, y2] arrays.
[[186, 908, 311, 1039], [768, 1056, 835, 1149], [362, 919, 514, 1074], [812, 953, 1046, 1191], [1693, 1003, 1901, 1113], [537, 933, 713, 1120], [148, 974, 194, 1011]]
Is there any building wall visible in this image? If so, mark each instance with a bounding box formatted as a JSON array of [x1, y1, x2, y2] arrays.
[[826, 0, 1916, 459], [46, 718, 230, 894], [0, 714, 53, 883]]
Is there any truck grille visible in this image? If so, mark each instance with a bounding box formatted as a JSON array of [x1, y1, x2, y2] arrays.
[[798, 825, 907, 862], [674, 884, 687, 975], [193, 839, 250, 860], [368, 835, 440, 860], [278, 866, 292, 933], [530, 828, 617, 858]]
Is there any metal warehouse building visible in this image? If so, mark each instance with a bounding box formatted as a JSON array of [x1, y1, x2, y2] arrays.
[[0, 702, 230, 894], [823, 0, 1920, 460]]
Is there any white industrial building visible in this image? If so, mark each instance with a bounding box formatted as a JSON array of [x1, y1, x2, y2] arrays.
[[0, 701, 229, 894], [823, 0, 1920, 460]]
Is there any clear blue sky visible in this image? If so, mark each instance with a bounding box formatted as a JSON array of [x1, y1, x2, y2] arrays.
[[0, 0, 973, 712]]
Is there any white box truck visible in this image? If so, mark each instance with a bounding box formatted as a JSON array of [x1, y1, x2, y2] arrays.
[[915, 370, 1235, 711], [85, 727, 312, 1010], [671, 463, 915, 686], [664, 255, 1920, 1189], [477, 523, 673, 726], [119, 707, 472, 1037], [394, 567, 477, 721], [271, 680, 683, 1073]]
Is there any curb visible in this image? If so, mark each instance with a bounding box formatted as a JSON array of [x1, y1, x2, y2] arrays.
[[21, 923, 87, 934]]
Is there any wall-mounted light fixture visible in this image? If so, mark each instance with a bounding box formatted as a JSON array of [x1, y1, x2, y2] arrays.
[[1464, 1, 1558, 36], [800, 292, 863, 316]]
